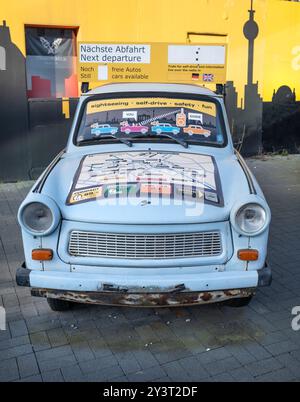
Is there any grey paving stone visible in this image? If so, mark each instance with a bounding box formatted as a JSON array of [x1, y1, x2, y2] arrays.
[[79, 355, 118, 374], [38, 354, 78, 372], [230, 367, 255, 382], [178, 356, 210, 380], [244, 342, 272, 360], [30, 331, 51, 352], [85, 365, 124, 382], [0, 343, 33, 360], [20, 304, 38, 319], [0, 334, 30, 351], [135, 324, 160, 343], [152, 347, 192, 365], [197, 346, 232, 364], [115, 351, 142, 375], [0, 329, 12, 342], [245, 357, 284, 377], [35, 345, 73, 363], [41, 369, 64, 382], [256, 367, 296, 382], [127, 365, 167, 382], [258, 330, 288, 346], [162, 360, 194, 382], [47, 327, 68, 347], [212, 372, 235, 382], [9, 319, 28, 337], [26, 317, 61, 333], [61, 364, 85, 382], [70, 340, 95, 362], [264, 340, 299, 356], [0, 358, 19, 381], [205, 356, 241, 376], [17, 353, 39, 378], [275, 353, 300, 378], [224, 344, 257, 365], [110, 375, 129, 382], [132, 349, 159, 370], [2, 293, 19, 308], [289, 348, 300, 362], [88, 337, 113, 358], [17, 374, 43, 382]]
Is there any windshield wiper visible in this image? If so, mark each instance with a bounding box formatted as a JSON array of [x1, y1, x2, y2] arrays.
[[128, 133, 188, 148], [156, 133, 188, 148], [78, 134, 132, 147]]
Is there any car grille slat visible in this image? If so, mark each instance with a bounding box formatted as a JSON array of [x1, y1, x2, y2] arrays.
[[68, 231, 222, 259]]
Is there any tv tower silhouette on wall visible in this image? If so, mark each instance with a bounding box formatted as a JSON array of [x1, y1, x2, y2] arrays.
[[244, 0, 259, 86], [225, 0, 263, 155]]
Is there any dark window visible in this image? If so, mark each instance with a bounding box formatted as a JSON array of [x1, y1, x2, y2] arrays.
[[25, 26, 78, 99]]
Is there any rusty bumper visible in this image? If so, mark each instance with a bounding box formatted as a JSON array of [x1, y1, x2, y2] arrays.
[[31, 287, 255, 307]]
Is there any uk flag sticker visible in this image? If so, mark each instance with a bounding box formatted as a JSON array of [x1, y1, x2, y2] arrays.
[[203, 73, 214, 82]]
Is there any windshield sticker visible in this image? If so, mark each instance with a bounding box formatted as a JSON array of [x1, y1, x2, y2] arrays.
[[78, 97, 222, 145], [86, 98, 216, 117], [122, 110, 138, 120], [66, 151, 223, 206]]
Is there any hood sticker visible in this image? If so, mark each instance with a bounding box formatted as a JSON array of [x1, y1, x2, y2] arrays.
[[66, 151, 223, 206]]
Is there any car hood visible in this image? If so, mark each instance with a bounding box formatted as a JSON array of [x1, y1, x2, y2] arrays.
[[42, 149, 251, 224]]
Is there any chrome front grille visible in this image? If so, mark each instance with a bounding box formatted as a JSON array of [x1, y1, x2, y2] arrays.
[[68, 230, 222, 259]]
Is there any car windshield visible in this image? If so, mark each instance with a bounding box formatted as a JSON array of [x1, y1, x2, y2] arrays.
[[76, 94, 226, 146]]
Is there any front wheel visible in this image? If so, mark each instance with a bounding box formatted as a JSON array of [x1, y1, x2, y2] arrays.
[[226, 295, 253, 307], [47, 298, 72, 311]]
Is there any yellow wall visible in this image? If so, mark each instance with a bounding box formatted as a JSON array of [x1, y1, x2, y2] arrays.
[[264, 0, 300, 100], [1, 0, 300, 102]]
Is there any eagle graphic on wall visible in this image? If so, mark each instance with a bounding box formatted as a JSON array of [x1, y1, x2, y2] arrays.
[[39, 37, 62, 55]]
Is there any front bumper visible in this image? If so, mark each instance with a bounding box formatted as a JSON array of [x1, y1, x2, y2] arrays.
[[16, 264, 271, 307], [30, 287, 255, 307]]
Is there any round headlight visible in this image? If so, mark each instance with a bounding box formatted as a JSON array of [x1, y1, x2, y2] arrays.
[[235, 203, 267, 235], [22, 202, 53, 234]]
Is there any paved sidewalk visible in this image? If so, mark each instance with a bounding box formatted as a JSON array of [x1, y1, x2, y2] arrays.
[[0, 156, 300, 382]]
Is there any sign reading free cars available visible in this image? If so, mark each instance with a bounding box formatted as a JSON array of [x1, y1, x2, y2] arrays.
[[77, 42, 227, 85]]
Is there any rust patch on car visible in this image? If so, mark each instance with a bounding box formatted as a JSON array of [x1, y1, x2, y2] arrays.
[[31, 287, 255, 308]]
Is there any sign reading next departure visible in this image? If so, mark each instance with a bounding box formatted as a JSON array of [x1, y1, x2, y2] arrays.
[[77, 42, 227, 85]]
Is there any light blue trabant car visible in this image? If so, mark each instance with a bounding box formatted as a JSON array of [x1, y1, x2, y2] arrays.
[[16, 83, 271, 311], [151, 123, 180, 135], [91, 124, 118, 136]]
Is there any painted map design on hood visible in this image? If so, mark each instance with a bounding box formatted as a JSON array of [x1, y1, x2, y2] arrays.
[[67, 151, 223, 206]]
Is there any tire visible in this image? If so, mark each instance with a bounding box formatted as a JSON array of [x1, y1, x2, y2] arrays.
[[188, 131, 193, 135], [125, 129, 131, 134], [47, 298, 72, 311], [173, 130, 179, 135], [226, 295, 253, 307], [141, 129, 147, 134], [156, 129, 162, 134]]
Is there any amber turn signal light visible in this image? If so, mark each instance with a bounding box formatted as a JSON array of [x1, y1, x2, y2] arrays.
[[237, 249, 259, 261], [32, 249, 53, 261]]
